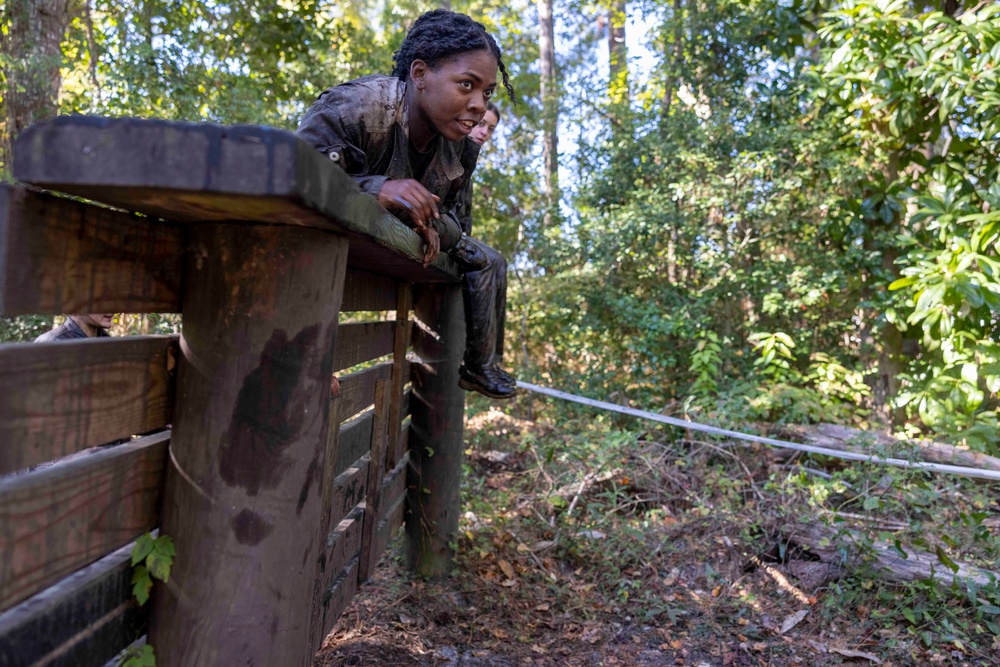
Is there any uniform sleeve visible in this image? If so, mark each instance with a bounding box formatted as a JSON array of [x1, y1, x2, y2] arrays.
[[454, 178, 474, 236], [444, 138, 481, 238], [296, 85, 389, 197]]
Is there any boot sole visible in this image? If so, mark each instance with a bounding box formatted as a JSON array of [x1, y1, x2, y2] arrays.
[[459, 378, 516, 400]]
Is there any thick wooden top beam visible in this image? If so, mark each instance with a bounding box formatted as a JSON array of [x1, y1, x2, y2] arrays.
[[13, 116, 460, 283]]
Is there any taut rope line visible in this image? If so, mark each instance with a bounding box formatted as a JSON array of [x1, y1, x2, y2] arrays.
[[516, 381, 1000, 483]]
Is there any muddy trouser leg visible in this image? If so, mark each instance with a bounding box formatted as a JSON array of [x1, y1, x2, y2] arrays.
[[461, 239, 508, 370]]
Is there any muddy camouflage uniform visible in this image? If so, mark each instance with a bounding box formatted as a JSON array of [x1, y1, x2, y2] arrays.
[[34, 318, 110, 342], [454, 178, 507, 370], [297, 75, 507, 371]]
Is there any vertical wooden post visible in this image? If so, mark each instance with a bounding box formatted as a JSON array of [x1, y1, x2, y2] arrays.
[[406, 283, 465, 577], [308, 378, 343, 652], [150, 224, 348, 667], [358, 379, 390, 582], [387, 283, 412, 469]]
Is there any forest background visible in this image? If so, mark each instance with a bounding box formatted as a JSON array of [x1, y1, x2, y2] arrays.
[[5, 1, 1000, 663], [1, 0, 999, 449]]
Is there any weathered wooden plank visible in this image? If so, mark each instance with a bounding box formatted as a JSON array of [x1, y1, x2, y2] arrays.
[[149, 224, 347, 667], [332, 321, 395, 373], [330, 457, 368, 533], [321, 556, 360, 639], [395, 389, 412, 464], [359, 381, 390, 582], [323, 507, 363, 592], [0, 540, 145, 667], [0, 336, 176, 476], [387, 285, 412, 469], [335, 411, 374, 476], [311, 366, 344, 654], [13, 117, 460, 283], [373, 484, 408, 566], [340, 270, 398, 313], [377, 451, 409, 517], [0, 431, 169, 612], [407, 284, 466, 576], [336, 362, 392, 423], [399, 420, 410, 455], [0, 185, 182, 317]]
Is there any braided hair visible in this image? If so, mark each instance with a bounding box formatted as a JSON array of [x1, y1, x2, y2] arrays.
[[392, 10, 516, 103]]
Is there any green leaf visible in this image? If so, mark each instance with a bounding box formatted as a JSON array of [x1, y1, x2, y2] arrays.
[[863, 496, 881, 511], [892, 539, 909, 559], [131, 534, 155, 567], [152, 536, 176, 560], [889, 275, 920, 290], [130, 645, 157, 667], [148, 551, 173, 583], [132, 565, 153, 606], [935, 545, 960, 574]]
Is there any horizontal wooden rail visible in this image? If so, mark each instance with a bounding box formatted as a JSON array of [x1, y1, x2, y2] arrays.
[[0, 186, 183, 316], [0, 431, 169, 611], [336, 362, 393, 422], [332, 321, 395, 373], [335, 412, 374, 478], [340, 271, 398, 313], [320, 555, 360, 639], [0, 183, 406, 319], [0, 336, 176, 475], [372, 452, 409, 565], [0, 540, 145, 667], [13, 117, 461, 283]]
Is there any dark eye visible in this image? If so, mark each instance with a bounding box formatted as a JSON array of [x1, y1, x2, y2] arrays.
[[460, 81, 473, 90], [484, 89, 494, 99]]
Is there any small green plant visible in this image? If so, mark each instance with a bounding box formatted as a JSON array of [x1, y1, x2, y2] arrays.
[[118, 533, 174, 667], [748, 331, 797, 382], [130, 533, 175, 606], [688, 330, 723, 399], [118, 644, 156, 667]]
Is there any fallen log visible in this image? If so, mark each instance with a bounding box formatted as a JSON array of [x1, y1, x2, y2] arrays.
[[782, 521, 999, 589], [777, 423, 1000, 472]]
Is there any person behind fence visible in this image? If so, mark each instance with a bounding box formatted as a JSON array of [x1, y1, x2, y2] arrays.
[[456, 102, 510, 397], [33, 313, 114, 342], [297, 9, 517, 400]]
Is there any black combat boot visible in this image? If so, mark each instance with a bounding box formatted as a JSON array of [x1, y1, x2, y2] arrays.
[[459, 364, 516, 399]]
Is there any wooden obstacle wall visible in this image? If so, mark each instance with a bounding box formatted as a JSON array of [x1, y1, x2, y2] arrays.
[[0, 117, 467, 667]]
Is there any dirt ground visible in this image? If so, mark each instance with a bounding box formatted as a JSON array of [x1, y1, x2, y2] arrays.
[[313, 408, 999, 667]]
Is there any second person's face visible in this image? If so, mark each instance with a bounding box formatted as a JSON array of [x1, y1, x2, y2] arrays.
[[471, 109, 499, 146], [412, 49, 498, 144]]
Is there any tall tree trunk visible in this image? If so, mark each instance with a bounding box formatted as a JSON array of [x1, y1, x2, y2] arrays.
[[607, 0, 628, 116], [537, 0, 559, 228], [1, 0, 74, 177], [860, 146, 905, 427], [660, 0, 683, 120]]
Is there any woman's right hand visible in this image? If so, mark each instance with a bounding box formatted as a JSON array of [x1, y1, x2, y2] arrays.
[[378, 179, 442, 265]]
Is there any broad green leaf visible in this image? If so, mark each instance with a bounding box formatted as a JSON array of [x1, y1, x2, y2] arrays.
[[131, 534, 155, 567], [936, 545, 960, 574]]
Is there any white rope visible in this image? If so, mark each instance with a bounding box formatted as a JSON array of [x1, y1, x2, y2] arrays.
[[516, 381, 1000, 483]]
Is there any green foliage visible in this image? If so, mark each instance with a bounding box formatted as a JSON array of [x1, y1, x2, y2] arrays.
[[130, 532, 175, 606], [0, 315, 53, 342], [118, 644, 156, 667], [6, 0, 998, 450], [748, 331, 797, 382], [813, 0, 1000, 446], [688, 330, 722, 399]]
